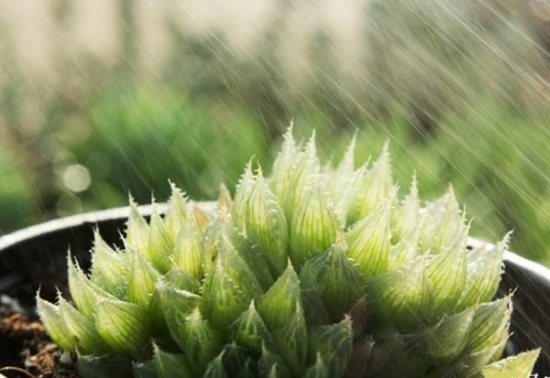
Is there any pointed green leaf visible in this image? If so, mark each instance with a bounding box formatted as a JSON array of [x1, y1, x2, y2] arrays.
[[331, 169, 365, 226], [125, 197, 149, 252], [368, 258, 434, 331], [480, 349, 539, 377], [153, 347, 193, 378], [204, 352, 228, 378], [389, 221, 422, 270], [201, 239, 263, 329], [258, 344, 293, 378], [68, 256, 114, 319], [146, 207, 173, 272], [457, 235, 508, 310], [270, 128, 320, 219], [290, 184, 340, 269], [352, 143, 393, 221], [164, 183, 188, 242], [258, 264, 301, 327], [148, 270, 199, 334], [179, 308, 223, 374], [425, 232, 467, 316], [219, 222, 275, 291], [192, 203, 210, 232], [270, 125, 297, 194], [392, 175, 419, 242], [466, 297, 512, 354], [58, 297, 106, 354], [164, 268, 200, 293], [326, 134, 362, 225], [299, 241, 364, 319], [95, 299, 151, 358], [90, 230, 128, 298], [156, 283, 201, 340], [335, 133, 357, 177], [346, 202, 391, 279], [271, 301, 308, 375], [218, 183, 234, 212], [421, 186, 465, 252], [233, 161, 256, 233], [216, 343, 253, 376], [229, 301, 275, 353], [128, 249, 161, 308], [461, 337, 508, 375], [202, 211, 235, 271], [300, 288, 331, 328], [287, 133, 321, 218], [172, 219, 204, 280], [305, 354, 329, 378], [235, 238, 275, 291], [308, 317, 353, 377], [36, 296, 75, 352], [239, 172, 289, 276], [258, 264, 307, 374], [426, 308, 474, 363]]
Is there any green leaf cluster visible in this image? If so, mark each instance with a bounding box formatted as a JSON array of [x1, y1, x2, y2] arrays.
[[38, 127, 539, 377]]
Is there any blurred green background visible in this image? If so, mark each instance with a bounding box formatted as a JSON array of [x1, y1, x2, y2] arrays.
[[2, 0, 550, 263]]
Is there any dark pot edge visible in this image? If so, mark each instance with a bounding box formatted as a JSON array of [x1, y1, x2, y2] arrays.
[[0, 204, 166, 253]]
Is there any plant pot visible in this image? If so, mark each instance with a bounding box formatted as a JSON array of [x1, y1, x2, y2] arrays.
[[0, 206, 549, 376]]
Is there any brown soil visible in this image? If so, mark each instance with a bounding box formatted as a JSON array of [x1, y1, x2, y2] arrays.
[[0, 297, 78, 378]]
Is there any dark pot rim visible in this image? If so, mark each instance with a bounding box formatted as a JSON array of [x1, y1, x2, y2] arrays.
[[0, 205, 549, 374], [0, 204, 167, 253]]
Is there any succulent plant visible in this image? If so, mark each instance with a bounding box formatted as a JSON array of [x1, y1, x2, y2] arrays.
[[38, 128, 539, 377]]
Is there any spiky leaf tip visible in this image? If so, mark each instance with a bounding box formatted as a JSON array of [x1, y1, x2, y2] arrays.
[[90, 230, 128, 298], [257, 263, 301, 327], [457, 234, 509, 310], [465, 296, 512, 354], [153, 346, 193, 378], [36, 295, 76, 352], [94, 299, 151, 358], [236, 170, 289, 276], [425, 308, 475, 364], [308, 316, 353, 377], [127, 248, 161, 308], [156, 282, 201, 340], [290, 182, 340, 269], [125, 196, 149, 252], [172, 218, 204, 281], [201, 238, 264, 330], [351, 142, 393, 222], [67, 255, 114, 320], [299, 240, 364, 319], [145, 207, 173, 272], [179, 308, 223, 374], [479, 349, 540, 377], [164, 182, 188, 242], [229, 301, 275, 354], [58, 296, 107, 354], [368, 258, 434, 331], [346, 202, 392, 280]]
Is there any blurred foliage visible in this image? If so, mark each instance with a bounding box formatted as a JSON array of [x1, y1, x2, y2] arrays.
[[2, 0, 550, 268], [0, 148, 36, 231], [2, 80, 550, 263], [293, 102, 550, 262], [72, 85, 271, 206]]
